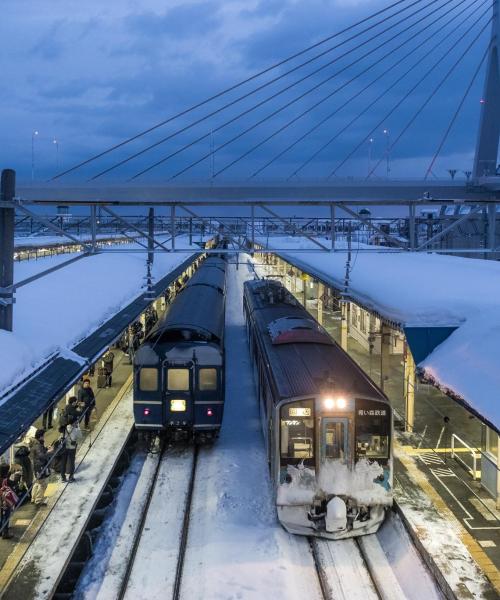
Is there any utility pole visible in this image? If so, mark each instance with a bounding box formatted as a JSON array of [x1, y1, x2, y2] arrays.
[[0, 169, 15, 331], [473, 0, 500, 179], [31, 130, 39, 183]]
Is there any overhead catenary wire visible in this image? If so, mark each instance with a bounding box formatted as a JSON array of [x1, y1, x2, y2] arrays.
[[329, 6, 492, 178], [160, 0, 455, 181], [288, 0, 489, 179], [365, 16, 491, 179], [424, 44, 490, 179], [91, 0, 431, 181], [50, 0, 417, 181], [249, 0, 478, 178]]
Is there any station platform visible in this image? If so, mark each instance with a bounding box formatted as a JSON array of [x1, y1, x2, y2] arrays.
[[0, 364, 134, 599]]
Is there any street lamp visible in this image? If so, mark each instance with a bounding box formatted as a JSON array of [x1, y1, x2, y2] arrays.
[[53, 137, 60, 170], [383, 129, 390, 179], [31, 130, 39, 183]]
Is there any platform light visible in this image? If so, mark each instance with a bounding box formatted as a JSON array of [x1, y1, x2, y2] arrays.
[[170, 399, 186, 412], [143, 408, 150, 416], [207, 408, 213, 417]]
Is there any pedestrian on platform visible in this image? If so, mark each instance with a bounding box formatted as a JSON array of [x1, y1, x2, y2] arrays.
[[102, 350, 115, 388], [61, 417, 82, 483], [0, 474, 18, 540], [78, 379, 95, 431], [31, 429, 51, 507], [7, 470, 27, 505], [42, 405, 54, 430], [13, 435, 34, 489], [59, 396, 80, 434]]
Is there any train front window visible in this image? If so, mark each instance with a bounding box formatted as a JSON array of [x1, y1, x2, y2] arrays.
[[280, 400, 315, 465], [167, 368, 190, 391], [139, 368, 158, 392], [355, 400, 391, 462], [356, 434, 389, 459], [199, 368, 217, 391]]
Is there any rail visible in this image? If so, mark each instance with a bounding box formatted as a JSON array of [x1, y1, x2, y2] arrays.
[[451, 433, 481, 480]]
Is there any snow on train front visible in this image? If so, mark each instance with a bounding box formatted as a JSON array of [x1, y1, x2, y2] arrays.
[[243, 278, 393, 539]]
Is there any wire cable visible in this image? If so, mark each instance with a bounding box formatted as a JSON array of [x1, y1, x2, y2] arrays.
[[424, 44, 489, 179], [288, 0, 488, 178], [329, 7, 491, 178], [50, 0, 416, 181], [161, 0, 454, 181], [91, 0, 431, 181], [365, 17, 491, 179], [250, 0, 477, 178]]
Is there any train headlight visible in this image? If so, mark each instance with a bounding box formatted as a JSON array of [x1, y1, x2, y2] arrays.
[[336, 397, 347, 409], [170, 399, 187, 412], [324, 397, 335, 410]]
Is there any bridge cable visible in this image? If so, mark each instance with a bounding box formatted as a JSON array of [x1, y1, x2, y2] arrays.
[[364, 17, 491, 179], [49, 0, 417, 181], [97, 0, 435, 181], [424, 44, 489, 179], [158, 0, 456, 181], [329, 9, 491, 178], [288, 0, 488, 179], [250, 0, 480, 178]]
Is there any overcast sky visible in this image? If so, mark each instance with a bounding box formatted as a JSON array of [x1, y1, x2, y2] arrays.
[[0, 0, 492, 183]]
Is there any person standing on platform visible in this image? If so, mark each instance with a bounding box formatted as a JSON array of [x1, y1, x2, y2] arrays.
[[31, 430, 50, 507], [102, 350, 115, 388], [61, 417, 82, 483], [13, 434, 34, 490], [78, 379, 95, 431], [0, 474, 18, 540]]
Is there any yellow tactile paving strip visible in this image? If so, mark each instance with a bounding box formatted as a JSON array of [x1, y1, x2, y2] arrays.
[[397, 443, 500, 596]]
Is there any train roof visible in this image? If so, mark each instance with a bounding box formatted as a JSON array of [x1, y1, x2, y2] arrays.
[[185, 264, 226, 293], [244, 279, 388, 404]]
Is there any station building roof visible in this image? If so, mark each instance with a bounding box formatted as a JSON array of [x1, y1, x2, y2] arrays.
[[267, 237, 500, 430]]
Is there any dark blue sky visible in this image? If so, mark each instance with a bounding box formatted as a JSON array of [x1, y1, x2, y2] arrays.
[[0, 0, 493, 183]]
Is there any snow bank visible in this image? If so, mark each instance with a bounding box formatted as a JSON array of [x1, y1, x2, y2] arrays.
[[0, 237, 196, 397]]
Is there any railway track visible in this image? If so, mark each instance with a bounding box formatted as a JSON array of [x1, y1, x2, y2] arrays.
[[117, 444, 198, 600], [310, 511, 443, 600]]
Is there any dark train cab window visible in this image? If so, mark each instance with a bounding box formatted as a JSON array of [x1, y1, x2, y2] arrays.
[[355, 400, 391, 461], [139, 368, 158, 392], [280, 400, 315, 464], [167, 368, 190, 391], [199, 368, 217, 391]]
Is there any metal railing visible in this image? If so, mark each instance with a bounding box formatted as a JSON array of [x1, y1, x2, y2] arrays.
[[451, 433, 481, 480]]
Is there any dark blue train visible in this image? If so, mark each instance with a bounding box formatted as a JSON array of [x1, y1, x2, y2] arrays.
[[133, 256, 226, 442]]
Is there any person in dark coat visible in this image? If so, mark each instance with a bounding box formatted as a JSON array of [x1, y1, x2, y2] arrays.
[[42, 406, 54, 430], [102, 350, 114, 388], [31, 430, 50, 507], [1, 474, 18, 539], [13, 435, 34, 489], [78, 379, 95, 430], [59, 397, 80, 434], [61, 417, 83, 483]]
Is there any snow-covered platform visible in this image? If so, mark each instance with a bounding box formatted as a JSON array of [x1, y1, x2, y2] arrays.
[[1, 380, 135, 600], [0, 247, 198, 456]]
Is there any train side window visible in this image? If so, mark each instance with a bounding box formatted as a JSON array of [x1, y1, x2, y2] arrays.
[[167, 368, 190, 391], [199, 368, 217, 391], [139, 368, 158, 392]]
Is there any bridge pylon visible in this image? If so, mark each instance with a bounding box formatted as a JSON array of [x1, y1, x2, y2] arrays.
[[473, 0, 500, 180]]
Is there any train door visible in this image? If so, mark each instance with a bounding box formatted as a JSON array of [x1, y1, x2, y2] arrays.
[[320, 418, 349, 464], [164, 361, 195, 426]]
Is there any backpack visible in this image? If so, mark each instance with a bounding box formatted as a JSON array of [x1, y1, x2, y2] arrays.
[[1, 481, 19, 510]]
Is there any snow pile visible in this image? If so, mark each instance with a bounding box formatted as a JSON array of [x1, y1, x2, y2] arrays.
[[420, 311, 500, 426], [0, 237, 197, 399], [277, 460, 392, 507]]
